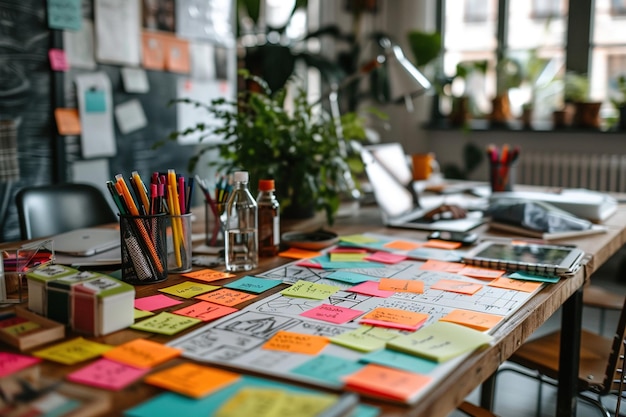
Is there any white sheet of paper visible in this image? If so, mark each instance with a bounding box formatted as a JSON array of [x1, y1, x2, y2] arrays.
[[115, 99, 147, 134], [190, 42, 215, 80], [64, 19, 97, 70], [121, 67, 150, 93], [176, 78, 232, 145], [75, 72, 117, 158], [176, 0, 234, 46], [95, 0, 141, 66]]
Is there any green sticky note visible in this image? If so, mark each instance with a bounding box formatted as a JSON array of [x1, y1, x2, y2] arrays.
[[48, 0, 82, 30], [131, 312, 201, 335], [360, 349, 438, 374], [280, 280, 339, 300], [290, 354, 364, 386], [85, 89, 106, 112], [159, 281, 219, 299], [508, 271, 560, 283], [33, 337, 113, 365], [331, 325, 402, 352]]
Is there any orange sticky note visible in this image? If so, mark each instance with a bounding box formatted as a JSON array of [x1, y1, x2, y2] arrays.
[[459, 266, 505, 280], [196, 288, 257, 306], [383, 240, 423, 251], [263, 331, 328, 355], [144, 362, 240, 398], [142, 31, 166, 70], [440, 309, 503, 331], [430, 279, 483, 295], [103, 338, 181, 368], [343, 364, 432, 401], [360, 307, 428, 331], [165, 36, 190, 73], [420, 259, 464, 273], [378, 278, 424, 294], [54, 108, 81, 135], [172, 301, 237, 322], [183, 269, 234, 283], [488, 277, 542, 293], [423, 239, 462, 250], [279, 247, 322, 259]]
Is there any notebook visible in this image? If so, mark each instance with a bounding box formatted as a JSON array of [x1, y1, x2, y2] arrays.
[[360, 143, 486, 232], [52, 228, 120, 257]]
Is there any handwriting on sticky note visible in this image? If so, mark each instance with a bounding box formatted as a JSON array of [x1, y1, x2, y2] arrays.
[[130, 312, 201, 336], [360, 307, 428, 331], [103, 338, 181, 368], [263, 331, 328, 355], [300, 304, 364, 324], [430, 279, 483, 295], [440, 309, 504, 331], [2, 321, 41, 337], [66, 358, 148, 390], [0, 352, 41, 378], [197, 288, 257, 306], [378, 278, 424, 294], [159, 281, 219, 298], [183, 269, 235, 283], [34, 337, 113, 365], [348, 281, 395, 298], [343, 364, 432, 401], [280, 280, 338, 300], [383, 240, 423, 251], [172, 301, 237, 322], [225, 276, 282, 294], [145, 362, 240, 398], [459, 266, 505, 279], [331, 325, 402, 352], [365, 251, 407, 264], [488, 277, 542, 293]]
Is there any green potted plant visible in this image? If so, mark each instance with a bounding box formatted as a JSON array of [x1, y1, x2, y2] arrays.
[[164, 71, 367, 226], [564, 71, 602, 129]]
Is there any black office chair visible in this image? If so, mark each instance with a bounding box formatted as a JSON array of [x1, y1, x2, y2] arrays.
[[15, 183, 118, 240]]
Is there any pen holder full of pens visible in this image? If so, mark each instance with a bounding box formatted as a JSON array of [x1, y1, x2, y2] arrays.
[[205, 200, 226, 249], [167, 213, 193, 273], [489, 161, 516, 192], [119, 214, 168, 285]]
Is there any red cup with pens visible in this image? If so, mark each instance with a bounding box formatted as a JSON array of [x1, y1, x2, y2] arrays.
[[487, 144, 520, 192]]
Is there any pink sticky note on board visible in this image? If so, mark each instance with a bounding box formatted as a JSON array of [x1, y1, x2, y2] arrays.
[[348, 281, 395, 298], [300, 304, 364, 324], [364, 251, 407, 264], [66, 358, 148, 391], [49, 48, 69, 71], [134, 294, 183, 311], [0, 352, 41, 378]]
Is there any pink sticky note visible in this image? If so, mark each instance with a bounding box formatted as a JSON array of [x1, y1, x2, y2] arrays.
[[364, 251, 408, 264], [66, 358, 148, 390], [0, 352, 41, 378], [348, 281, 395, 298], [134, 294, 183, 311], [300, 303, 364, 324], [49, 48, 69, 71], [296, 259, 323, 269], [172, 301, 238, 322]]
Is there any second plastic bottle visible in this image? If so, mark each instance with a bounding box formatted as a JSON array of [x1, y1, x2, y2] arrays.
[[224, 171, 258, 271]]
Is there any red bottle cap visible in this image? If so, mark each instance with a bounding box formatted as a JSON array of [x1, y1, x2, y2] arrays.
[[258, 179, 275, 191]]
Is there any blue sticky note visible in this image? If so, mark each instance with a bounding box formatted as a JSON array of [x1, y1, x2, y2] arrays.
[[361, 349, 438, 374], [48, 0, 82, 31], [224, 276, 282, 294], [85, 89, 106, 113], [312, 254, 385, 269], [508, 271, 560, 283], [290, 354, 364, 386], [326, 271, 373, 284]]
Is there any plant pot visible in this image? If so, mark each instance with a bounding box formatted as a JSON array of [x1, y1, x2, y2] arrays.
[[490, 94, 511, 125], [619, 105, 626, 131], [520, 107, 533, 129], [552, 109, 570, 129], [449, 96, 470, 127], [573, 101, 602, 129]]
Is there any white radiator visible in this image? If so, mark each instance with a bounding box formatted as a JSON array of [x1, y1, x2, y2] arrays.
[[517, 151, 626, 193]]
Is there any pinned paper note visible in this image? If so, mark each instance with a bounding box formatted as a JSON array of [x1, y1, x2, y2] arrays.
[[343, 364, 432, 402], [172, 301, 237, 322], [440, 309, 504, 332], [263, 331, 329, 355], [331, 325, 402, 352], [34, 337, 113, 365], [360, 307, 428, 331], [103, 338, 181, 368], [290, 354, 364, 386], [120, 67, 150, 93], [378, 278, 424, 294], [165, 36, 190, 73], [54, 108, 81, 135], [300, 304, 364, 324], [488, 277, 543, 293], [183, 269, 235, 283], [196, 288, 257, 306], [280, 280, 339, 300], [159, 281, 219, 298], [142, 31, 166, 70], [0, 352, 41, 378], [145, 362, 240, 398], [225, 276, 282, 294], [49, 48, 69, 71], [114, 99, 148, 134], [48, 0, 82, 30], [430, 279, 483, 295], [134, 294, 183, 311], [85, 89, 106, 113], [131, 312, 202, 335], [66, 358, 148, 390]]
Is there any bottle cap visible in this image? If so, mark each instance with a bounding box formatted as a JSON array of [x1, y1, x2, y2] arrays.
[[233, 171, 248, 183], [258, 179, 275, 191]]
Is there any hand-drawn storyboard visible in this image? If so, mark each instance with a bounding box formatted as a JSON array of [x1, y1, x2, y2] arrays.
[[169, 253, 540, 405]]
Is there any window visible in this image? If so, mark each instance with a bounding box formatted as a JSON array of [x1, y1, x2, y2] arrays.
[[531, 0, 563, 19], [611, 0, 626, 15], [464, 0, 491, 22]]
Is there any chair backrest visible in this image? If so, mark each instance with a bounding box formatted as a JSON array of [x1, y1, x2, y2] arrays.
[[15, 183, 118, 240], [600, 296, 626, 395]]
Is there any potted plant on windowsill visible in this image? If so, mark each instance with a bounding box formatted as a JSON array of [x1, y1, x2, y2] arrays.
[[564, 71, 602, 129], [163, 71, 367, 226], [610, 74, 626, 131]]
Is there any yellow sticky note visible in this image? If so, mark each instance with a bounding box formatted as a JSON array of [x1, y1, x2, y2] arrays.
[[159, 281, 219, 298], [280, 280, 339, 300], [2, 321, 41, 336], [331, 325, 402, 352], [196, 288, 257, 306], [263, 330, 329, 355], [134, 309, 155, 319], [488, 277, 543, 293], [216, 388, 286, 417], [440, 309, 504, 331], [329, 252, 368, 262], [378, 278, 424, 294], [145, 363, 240, 398], [131, 311, 202, 335], [103, 338, 181, 368], [183, 269, 235, 283], [34, 337, 113, 365], [339, 234, 380, 245], [430, 279, 483, 295]]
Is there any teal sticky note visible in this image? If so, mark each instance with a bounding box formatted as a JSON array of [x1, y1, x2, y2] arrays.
[[508, 271, 560, 283], [48, 0, 82, 31], [361, 348, 438, 374], [326, 271, 372, 284], [313, 255, 385, 269], [290, 354, 364, 386], [224, 276, 282, 294], [85, 89, 106, 113]]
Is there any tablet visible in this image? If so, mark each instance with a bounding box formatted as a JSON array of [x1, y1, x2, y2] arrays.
[[462, 241, 585, 276], [52, 228, 120, 257]]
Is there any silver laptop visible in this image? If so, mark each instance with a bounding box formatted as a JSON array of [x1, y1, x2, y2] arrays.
[[52, 228, 120, 256], [360, 142, 485, 232]]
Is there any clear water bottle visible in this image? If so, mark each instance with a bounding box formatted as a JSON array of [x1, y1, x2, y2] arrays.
[[224, 171, 258, 271], [257, 179, 280, 257]]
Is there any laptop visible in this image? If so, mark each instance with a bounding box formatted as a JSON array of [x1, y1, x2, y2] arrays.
[[360, 142, 486, 232], [52, 228, 120, 256]]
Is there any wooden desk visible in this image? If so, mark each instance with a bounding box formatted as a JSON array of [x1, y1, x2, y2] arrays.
[[2, 203, 625, 417]]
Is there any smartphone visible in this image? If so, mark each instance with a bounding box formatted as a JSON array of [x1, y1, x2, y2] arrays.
[[427, 230, 479, 246]]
